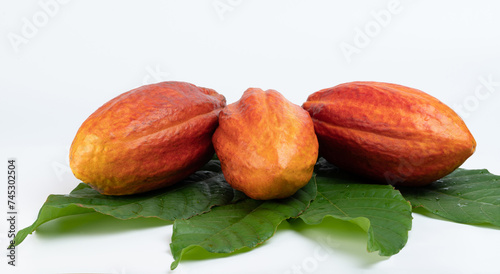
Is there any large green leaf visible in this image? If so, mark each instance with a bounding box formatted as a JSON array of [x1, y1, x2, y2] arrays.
[[169, 177, 317, 270], [299, 158, 413, 256], [15, 160, 244, 245], [399, 168, 500, 226]]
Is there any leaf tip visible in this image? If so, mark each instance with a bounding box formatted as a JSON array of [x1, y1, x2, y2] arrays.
[[170, 259, 180, 270]]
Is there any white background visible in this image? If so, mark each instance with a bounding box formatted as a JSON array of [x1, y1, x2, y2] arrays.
[[1, 0, 500, 273]]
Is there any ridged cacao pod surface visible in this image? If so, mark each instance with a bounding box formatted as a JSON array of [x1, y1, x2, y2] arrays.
[[213, 88, 319, 200], [70, 81, 226, 195], [302, 81, 476, 186]]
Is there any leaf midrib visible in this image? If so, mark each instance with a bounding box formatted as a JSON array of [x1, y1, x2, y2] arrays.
[[180, 193, 311, 252]]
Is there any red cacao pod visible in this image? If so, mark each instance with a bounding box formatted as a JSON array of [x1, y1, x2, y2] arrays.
[[302, 81, 476, 186], [70, 81, 226, 195]]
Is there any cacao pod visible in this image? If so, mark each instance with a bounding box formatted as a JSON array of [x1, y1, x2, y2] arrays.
[[302, 81, 476, 186], [69, 81, 226, 195], [213, 88, 319, 200]]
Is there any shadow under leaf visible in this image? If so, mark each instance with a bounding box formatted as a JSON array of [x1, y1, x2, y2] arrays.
[[287, 217, 389, 267], [34, 212, 173, 238]]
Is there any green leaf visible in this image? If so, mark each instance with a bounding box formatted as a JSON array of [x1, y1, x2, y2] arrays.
[[299, 158, 413, 256], [15, 160, 244, 246], [169, 177, 317, 270], [399, 168, 500, 226]]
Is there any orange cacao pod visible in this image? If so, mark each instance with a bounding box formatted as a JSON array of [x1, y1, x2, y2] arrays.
[[302, 81, 476, 186], [213, 88, 319, 200], [69, 81, 226, 195]]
